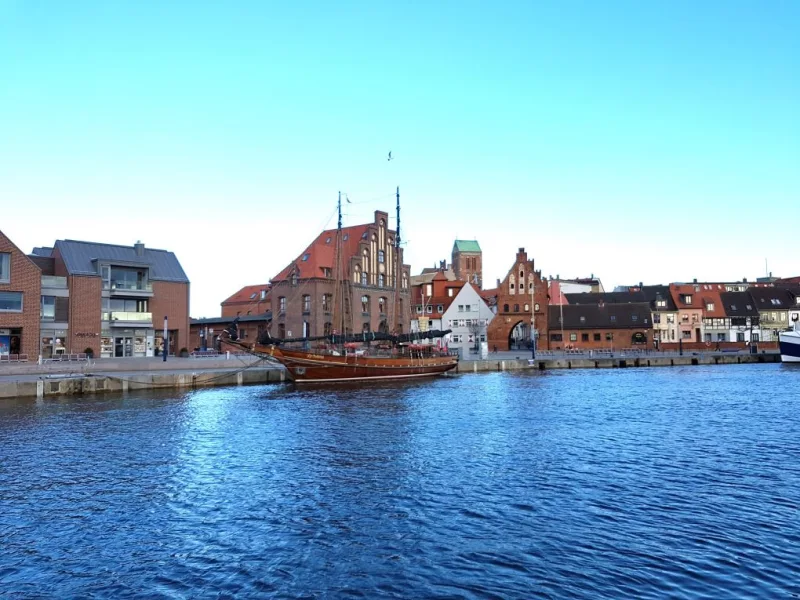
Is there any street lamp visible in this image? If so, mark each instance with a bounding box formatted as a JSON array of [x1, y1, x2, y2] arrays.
[[530, 275, 536, 360]]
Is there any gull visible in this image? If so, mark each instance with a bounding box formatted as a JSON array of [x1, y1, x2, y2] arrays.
[[387, 151, 393, 161]]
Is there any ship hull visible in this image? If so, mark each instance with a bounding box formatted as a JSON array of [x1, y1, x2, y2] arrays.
[[255, 345, 458, 383], [779, 331, 800, 363]]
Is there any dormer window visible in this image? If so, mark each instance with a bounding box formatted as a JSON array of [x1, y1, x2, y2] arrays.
[[706, 303, 714, 311], [291, 272, 298, 286], [326, 237, 331, 244], [302, 254, 310, 262]]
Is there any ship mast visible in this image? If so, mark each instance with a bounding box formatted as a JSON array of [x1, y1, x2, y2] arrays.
[[332, 192, 344, 338], [393, 186, 402, 334]]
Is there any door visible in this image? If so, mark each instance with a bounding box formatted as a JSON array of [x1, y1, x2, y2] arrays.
[[114, 337, 125, 357]]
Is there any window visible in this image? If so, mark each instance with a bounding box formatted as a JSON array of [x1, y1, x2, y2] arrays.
[[426, 284, 432, 297], [503, 304, 509, 312], [379, 297, 387, 314], [291, 272, 298, 286], [680, 294, 692, 305], [362, 322, 370, 333], [730, 304, 737, 311], [416, 305, 423, 314], [656, 299, 666, 307], [324, 322, 332, 336], [302, 254, 310, 262], [447, 288, 454, 297], [378, 250, 385, 264], [524, 304, 529, 312], [302, 295, 311, 313], [378, 274, 385, 287], [631, 314, 638, 322], [606, 333, 613, 341], [458, 305, 464, 312], [582, 333, 589, 342], [361, 271, 368, 286], [594, 333, 601, 341], [451, 334, 462, 343], [322, 294, 332, 312], [426, 305, 433, 314], [706, 303, 714, 311], [682, 330, 692, 339], [736, 332, 745, 342], [653, 314, 661, 324], [534, 303, 540, 312], [667, 314, 675, 323], [610, 315, 616, 323], [570, 333, 577, 342], [579, 316, 586, 324], [514, 304, 519, 312], [510, 284, 514, 290], [437, 304, 443, 312], [41, 296, 56, 320], [250, 292, 257, 300], [279, 297, 286, 313], [0, 252, 10, 283], [550, 333, 563, 341], [361, 295, 370, 313], [326, 237, 331, 244], [1, 291, 23, 312], [717, 333, 726, 342]]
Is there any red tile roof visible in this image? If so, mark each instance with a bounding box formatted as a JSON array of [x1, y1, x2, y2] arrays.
[[271, 224, 371, 282], [222, 284, 270, 305]]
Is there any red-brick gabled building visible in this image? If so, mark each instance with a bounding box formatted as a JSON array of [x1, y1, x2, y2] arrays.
[[410, 271, 466, 327], [269, 210, 411, 339], [486, 247, 549, 351]]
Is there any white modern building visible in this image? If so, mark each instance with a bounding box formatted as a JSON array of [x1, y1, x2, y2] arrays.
[[441, 282, 495, 358]]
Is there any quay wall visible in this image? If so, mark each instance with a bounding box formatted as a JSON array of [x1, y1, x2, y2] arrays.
[[0, 353, 783, 400]]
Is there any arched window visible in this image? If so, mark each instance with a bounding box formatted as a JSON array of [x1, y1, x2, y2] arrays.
[[378, 274, 385, 287], [378, 250, 385, 264], [514, 304, 519, 312], [524, 304, 529, 312], [503, 304, 509, 313], [379, 297, 387, 314], [402, 273, 408, 289], [361, 271, 368, 286], [353, 265, 360, 284], [361, 295, 370, 313], [324, 322, 332, 336]]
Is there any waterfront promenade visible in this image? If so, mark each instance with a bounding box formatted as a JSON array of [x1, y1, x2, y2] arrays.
[[0, 348, 782, 400]]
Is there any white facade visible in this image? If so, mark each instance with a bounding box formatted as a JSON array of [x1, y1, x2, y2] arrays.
[[441, 283, 495, 357]]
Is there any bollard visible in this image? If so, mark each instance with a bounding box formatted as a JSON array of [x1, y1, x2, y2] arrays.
[[226, 351, 230, 360]]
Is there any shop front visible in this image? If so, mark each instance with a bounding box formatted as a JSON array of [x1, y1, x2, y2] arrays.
[[101, 328, 155, 358], [40, 329, 68, 358], [0, 328, 23, 356]]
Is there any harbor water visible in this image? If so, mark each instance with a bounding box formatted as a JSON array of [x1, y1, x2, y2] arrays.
[[1, 364, 799, 598]]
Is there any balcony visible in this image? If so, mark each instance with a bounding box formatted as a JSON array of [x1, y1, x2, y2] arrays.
[[41, 275, 67, 289], [104, 311, 153, 326], [105, 280, 154, 297]]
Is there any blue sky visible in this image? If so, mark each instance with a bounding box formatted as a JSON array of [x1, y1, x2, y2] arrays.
[[1, 1, 798, 317]]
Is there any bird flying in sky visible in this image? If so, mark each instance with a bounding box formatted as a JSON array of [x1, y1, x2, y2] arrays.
[[387, 151, 393, 161]]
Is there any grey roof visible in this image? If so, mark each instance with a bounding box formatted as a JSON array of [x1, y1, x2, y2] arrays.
[[565, 291, 647, 305], [55, 240, 189, 283], [640, 285, 678, 311], [549, 303, 652, 329], [746, 287, 795, 310], [31, 247, 54, 257], [720, 292, 760, 318], [191, 313, 272, 325]]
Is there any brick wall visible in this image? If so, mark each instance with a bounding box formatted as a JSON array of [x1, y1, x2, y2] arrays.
[[0, 230, 41, 357], [548, 328, 654, 351], [151, 281, 190, 352], [453, 252, 482, 288], [67, 275, 102, 355], [221, 298, 271, 318]]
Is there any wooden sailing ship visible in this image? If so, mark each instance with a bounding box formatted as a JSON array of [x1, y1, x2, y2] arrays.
[[225, 188, 458, 383]]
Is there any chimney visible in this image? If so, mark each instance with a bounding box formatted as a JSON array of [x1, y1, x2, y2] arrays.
[[743, 277, 748, 283], [693, 278, 697, 284], [639, 281, 643, 288], [134, 241, 145, 257], [496, 278, 501, 288]]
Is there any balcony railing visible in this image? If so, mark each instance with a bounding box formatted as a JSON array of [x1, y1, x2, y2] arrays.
[[104, 281, 153, 292], [41, 276, 67, 288], [104, 311, 153, 322]]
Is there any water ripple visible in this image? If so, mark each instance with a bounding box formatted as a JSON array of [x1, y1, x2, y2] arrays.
[[1, 364, 800, 598]]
